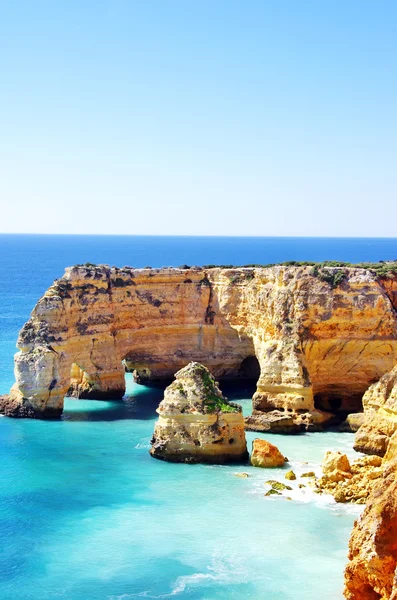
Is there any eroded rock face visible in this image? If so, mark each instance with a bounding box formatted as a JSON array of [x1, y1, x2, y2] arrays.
[[315, 452, 382, 504], [2, 264, 397, 422], [150, 362, 248, 463], [344, 431, 397, 599], [250, 438, 287, 468], [354, 365, 397, 457], [323, 451, 352, 480]]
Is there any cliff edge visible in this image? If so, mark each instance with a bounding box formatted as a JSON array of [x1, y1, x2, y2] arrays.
[[1, 263, 397, 428]]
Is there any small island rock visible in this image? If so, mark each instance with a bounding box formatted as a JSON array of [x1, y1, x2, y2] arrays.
[[150, 362, 248, 463], [250, 438, 287, 468]]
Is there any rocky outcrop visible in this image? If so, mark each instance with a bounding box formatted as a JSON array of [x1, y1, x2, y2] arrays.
[[354, 365, 397, 456], [250, 438, 287, 468], [2, 264, 397, 424], [315, 451, 383, 504], [149, 362, 248, 463], [344, 431, 397, 599], [339, 413, 365, 433]]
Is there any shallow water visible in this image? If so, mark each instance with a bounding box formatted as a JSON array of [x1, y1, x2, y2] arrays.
[[0, 377, 361, 600]]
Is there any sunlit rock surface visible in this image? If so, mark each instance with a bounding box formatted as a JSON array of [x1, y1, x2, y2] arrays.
[[150, 362, 248, 463], [315, 452, 382, 504], [250, 438, 287, 468], [344, 431, 397, 599], [2, 264, 397, 422], [354, 365, 397, 456]]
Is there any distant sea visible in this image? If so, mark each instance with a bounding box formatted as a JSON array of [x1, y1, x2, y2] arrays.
[[1, 234, 396, 600]]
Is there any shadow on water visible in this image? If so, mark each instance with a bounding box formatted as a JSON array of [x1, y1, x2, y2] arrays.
[[62, 385, 166, 422], [219, 379, 257, 402], [61, 379, 255, 422]]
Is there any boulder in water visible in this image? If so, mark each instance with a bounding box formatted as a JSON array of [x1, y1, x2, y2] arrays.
[[250, 438, 287, 468]]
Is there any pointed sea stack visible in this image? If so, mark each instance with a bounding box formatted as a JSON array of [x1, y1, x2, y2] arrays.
[[150, 362, 248, 463]]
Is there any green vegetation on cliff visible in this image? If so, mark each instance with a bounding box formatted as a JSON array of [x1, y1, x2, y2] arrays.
[[176, 362, 240, 414]]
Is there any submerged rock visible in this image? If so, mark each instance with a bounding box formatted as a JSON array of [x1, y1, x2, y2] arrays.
[[150, 362, 248, 463], [264, 488, 281, 497], [265, 480, 292, 491], [250, 438, 287, 468]]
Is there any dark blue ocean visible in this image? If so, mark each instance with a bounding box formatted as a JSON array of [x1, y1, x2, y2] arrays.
[[1, 235, 396, 600]]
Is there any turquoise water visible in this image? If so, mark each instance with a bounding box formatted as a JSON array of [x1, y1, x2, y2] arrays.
[[0, 379, 361, 600], [2, 234, 392, 599]]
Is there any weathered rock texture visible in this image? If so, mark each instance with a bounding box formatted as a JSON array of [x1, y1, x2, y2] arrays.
[[150, 362, 247, 463], [344, 431, 397, 599], [354, 365, 397, 457], [2, 264, 397, 422], [250, 438, 287, 468], [315, 451, 383, 504]]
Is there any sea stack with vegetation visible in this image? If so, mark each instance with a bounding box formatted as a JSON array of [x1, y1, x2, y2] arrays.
[[150, 362, 248, 463]]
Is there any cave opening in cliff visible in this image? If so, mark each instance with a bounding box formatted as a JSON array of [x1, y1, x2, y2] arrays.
[[238, 356, 261, 381], [220, 355, 261, 402], [313, 392, 364, 419]]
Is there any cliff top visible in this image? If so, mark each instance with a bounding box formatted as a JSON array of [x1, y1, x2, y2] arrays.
[[70, 260, 397, 274], [54, 260, 397, 293]]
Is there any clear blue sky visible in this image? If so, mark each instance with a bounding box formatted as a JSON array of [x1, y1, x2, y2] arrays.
[[1, 1, 396, 236]]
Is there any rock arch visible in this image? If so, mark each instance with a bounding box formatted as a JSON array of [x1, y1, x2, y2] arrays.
[[3, 264, 397, 430]]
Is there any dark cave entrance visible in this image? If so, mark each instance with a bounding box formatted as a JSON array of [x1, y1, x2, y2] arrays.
[[238, 356, 261, 381], [314, 392, 364, 422], [219, 355, 261, 402]]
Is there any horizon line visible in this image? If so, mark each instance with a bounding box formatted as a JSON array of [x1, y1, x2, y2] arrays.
[[1, 232, 397, 240]]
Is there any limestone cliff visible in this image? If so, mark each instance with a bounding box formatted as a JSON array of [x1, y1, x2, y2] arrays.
[[150, 362, 247, 463], [354, 365, 397, 456], [344, 431, 397, 599], [2, 264, 397, 424]]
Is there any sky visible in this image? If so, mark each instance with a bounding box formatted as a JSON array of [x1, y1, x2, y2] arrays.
[[1, 1, 396, 236]]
